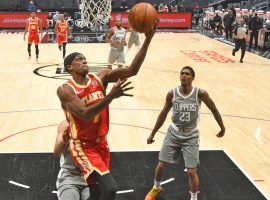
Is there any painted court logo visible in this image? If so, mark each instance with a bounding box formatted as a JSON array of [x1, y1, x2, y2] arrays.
[[33, 62, 109, 80]]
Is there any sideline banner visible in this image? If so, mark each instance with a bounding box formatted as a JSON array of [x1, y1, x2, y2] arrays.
[[110, 12, 192, 29], [0, 13, 48, 28]]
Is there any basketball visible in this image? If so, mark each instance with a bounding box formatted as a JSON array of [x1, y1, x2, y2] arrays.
[[128, 3, 158, 33]]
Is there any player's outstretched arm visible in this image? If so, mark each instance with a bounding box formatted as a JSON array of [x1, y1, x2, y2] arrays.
[[57, 79, 133, 120], [199, 89, 225, 137], [54, 120, 69, 157], [147, 90, 173, 144], [99, 23, 157, 84]]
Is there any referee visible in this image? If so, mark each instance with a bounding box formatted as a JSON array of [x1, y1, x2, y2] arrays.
[[232, 19, 248, 63]]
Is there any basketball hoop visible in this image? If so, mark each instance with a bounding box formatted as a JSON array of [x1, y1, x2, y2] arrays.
[[76, 0, 111, 29]]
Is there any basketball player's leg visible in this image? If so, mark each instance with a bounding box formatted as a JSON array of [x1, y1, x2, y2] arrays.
[[145, 132, 180, 199], [126, 36, 141, 57], [93, 171, 117, 200], [81, 185, 91, 200], [183, 137, 200, 200], [69, 139, 116, 199], [35, 44, 39, 59], [187, 168, 199, 200], [57, 35, 63, 51], [89, 183, 101, 199], [57, 169, 90, 200], [62, 42, 67, 58], [88, 141, 116, 200], [125, 36, 134, 57], [27, 35, 34, 59], [145, 162, 168, 200], [116, 48, 125, 68], [59, 185, 90, 200], [95, 140, 117, 200], [108, 48, 117, 69], [27, 43, 32, 59], [155, 160, 167, 183], [33, 34, 40, 62]]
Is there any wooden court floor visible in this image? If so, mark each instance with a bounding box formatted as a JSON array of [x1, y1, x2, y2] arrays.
[[0, 32, 269, 198]]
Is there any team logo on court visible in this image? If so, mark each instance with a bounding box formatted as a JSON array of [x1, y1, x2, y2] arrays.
[[33, 63, 110, 80]]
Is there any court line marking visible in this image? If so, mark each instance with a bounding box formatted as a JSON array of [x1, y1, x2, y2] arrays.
[[161, 178, 175, 185], [8, 180, 30, 189], [254, 127, 263, 144], [0, 108, 269, 122], [116, 189, 134, 194], [111, 149, 223, 152], [4, 150, 268, 198], [224, 150, 270, 200], [0, 123, 166, 143]]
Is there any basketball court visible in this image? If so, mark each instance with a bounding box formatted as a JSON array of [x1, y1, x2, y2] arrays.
[[0, 30, 269, 199]]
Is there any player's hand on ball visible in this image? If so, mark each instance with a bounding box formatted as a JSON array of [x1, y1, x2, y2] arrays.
[[110, 79, 134, 99], [216, 128, 225, 138], [145, 19, 158, 39], [147, 134, 155, 144]]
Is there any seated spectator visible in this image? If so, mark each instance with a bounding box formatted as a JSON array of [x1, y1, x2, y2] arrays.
[[163, 5, 169, 12], [193, 3, 199, 12], [169, 4, 174, 12], [27, 1, 36, 12], [207, 4, 214, 12], [158, 3, 164, 12], [173, 5, 178, 12], [178, 4, 184, 11]]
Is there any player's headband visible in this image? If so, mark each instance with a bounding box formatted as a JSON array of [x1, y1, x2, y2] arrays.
[[64, 52, 81, 71]]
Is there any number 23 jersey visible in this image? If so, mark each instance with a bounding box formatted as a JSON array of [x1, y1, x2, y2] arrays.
[[171, 87, 200, 130]]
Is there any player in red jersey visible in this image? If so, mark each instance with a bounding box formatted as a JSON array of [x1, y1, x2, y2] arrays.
[[57, 23, 157, 199], [23, 11, 43, 63], [55, 14, 70, 59]]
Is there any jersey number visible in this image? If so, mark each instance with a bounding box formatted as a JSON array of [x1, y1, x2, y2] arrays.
[[31, 25, 36, 29], [179, 112, 190, 122]]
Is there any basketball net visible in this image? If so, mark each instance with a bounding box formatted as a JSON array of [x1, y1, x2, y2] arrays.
[[76, 0, 111, 29]]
